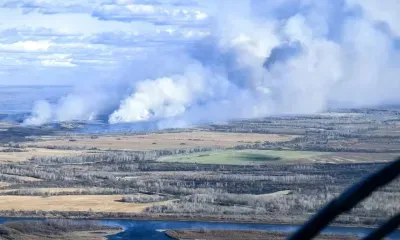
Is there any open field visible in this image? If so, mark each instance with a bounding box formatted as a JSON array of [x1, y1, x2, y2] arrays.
[[0, 147, 91, 163], [304, 152, 399, 163], [0, 195, 166, 212], [159, 150, 329, 165], [0, 187, 85, 194], [29, 132, 295, 150], [159, 150, 397, 165]]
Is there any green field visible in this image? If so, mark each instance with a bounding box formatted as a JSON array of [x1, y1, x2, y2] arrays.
[[158, 150, 329, 165]]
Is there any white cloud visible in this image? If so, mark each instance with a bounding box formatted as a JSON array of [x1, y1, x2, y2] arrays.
[[346, 0, 400, 36], [0, 0, 211, 83], [92, 3, 209, 25], [39, 54, 77, 67], [0, 40, 51, 52]]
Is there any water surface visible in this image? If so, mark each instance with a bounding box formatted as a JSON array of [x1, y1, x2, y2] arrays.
[[99, 219, 400, 240], [0, 218, 399, 240]]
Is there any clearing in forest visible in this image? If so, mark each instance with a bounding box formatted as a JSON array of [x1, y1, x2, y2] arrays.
[[158, 150, 328, 165]]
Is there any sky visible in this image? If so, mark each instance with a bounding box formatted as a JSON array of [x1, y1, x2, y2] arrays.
[[0, 0, 212, 85], [0, 0, 398, 86], [1, 0, 400, 127]]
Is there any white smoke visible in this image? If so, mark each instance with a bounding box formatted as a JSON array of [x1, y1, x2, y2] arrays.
[[23, 83, 125, 125], [23, 100, 52, 126], [109, 63, 217, 123], [24, 0, 400, 128]]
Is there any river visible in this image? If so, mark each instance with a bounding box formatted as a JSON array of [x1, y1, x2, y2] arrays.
[[0, 218, 399, 239]]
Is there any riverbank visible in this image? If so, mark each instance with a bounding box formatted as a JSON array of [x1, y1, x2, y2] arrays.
[[0, 220, 123, 240], [165, 230, 358, 240], [2, 217, 400, 240], [0, 210, 384, 229]]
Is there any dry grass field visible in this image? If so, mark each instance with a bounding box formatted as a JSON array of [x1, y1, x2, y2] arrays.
[[0, 195, 166, 212], [305, 152, 399, 164], [159, 150, 396, 165], [159, 150, 327, 165], [0, 147, 89, 163], [31, 132, 295, 150], [0, 187, 84, 194]]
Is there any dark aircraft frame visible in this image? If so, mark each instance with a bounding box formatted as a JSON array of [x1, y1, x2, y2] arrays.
[[289, 157, 400, 240]]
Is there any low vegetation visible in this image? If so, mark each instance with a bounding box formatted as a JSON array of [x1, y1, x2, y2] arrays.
[[0, 220, 121, 240], [0, 107, 399, 228], [121, 194, 170, 203], [159, 150, 328, 165], [165, 230, 358, 240]]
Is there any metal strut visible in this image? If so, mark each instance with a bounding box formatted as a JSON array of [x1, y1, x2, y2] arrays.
[[288, 157, 400, 240]]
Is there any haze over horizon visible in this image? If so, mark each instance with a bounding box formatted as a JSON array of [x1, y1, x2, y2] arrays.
[[1, 0, 399, 129]]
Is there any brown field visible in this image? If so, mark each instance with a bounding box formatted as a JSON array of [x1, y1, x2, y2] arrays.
[[0, 187, 82, 194], [0, 195, 164, 212], [0, 148, 88, 163], [0, 187, 127, 195], [30, 132, 295, 150]]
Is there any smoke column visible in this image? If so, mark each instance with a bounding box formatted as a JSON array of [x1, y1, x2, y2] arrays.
[[24, 0, 400, 129]]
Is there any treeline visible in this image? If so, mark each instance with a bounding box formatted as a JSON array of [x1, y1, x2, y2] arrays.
[[0, 160, 384, 195], [122, 194, 170, 203], [0, 174, 23, 183], [0, 164, 74, 181], [0, 187, 136, 197], [147, 188, 400, 221], [233, 131, 400, 153], [234, 142, 400, 153], [0, 148, 28, 152], [0, 126, 53, 144], [26, 144, 99, 150], [30, 147, 221, 164]]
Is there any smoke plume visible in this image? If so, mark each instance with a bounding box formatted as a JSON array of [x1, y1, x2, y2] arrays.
[[24, 0, 400, 129]]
